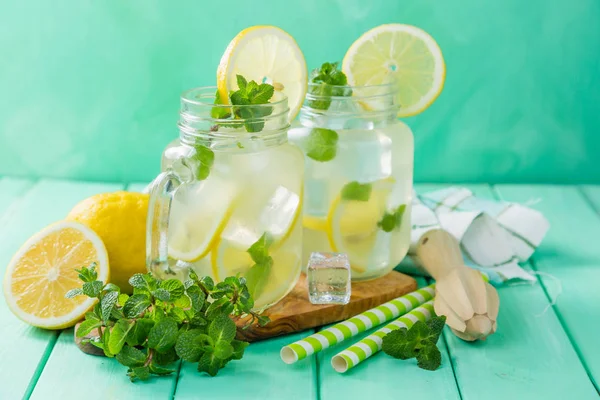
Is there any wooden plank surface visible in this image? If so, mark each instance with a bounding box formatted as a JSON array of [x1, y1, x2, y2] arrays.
[[0, 180, 122, 399], [175, 330, 318, 400], [30, 182, 180, 399], [318, 277, 461, 400], [494, 184, 600, 393], [419, 184, 597, 399]]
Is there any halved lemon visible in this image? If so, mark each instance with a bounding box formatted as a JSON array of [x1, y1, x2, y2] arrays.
[[167, 179, 237, 262], [217, 25, 308, 121], [3, 221, 109, 329], [326, 180, 394, 273], [342, 24, 445, 117]]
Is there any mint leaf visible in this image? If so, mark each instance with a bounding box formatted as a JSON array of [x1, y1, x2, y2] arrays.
[[116, 345, 147, 368], [230, 340, 249, 360], [236, 74, 248, 91], [76, 318, 102, 338], [128, 274, 156, 292], [198, 352, 221, 377], [108, 319, 135, 355], [382, 316, 447, 371], [416, 345, 442, 371], [153, 288, 171, 302], [210, 90, 231, 119], [214, 340, 234, 359], [149, 363, 175, 376], [126, 318, 154, 347], [103, 283, 120, 293], [65, 288, 83, 298], [161, 279, 184, 300], [102, 326, 113, 357], [244, 258, 272, 299], [247, 233, 273, 264], [173, 294, 191, 309], [378, 204, 406, 233], [154, 347, 179, 366], [208, 314, 236, 343], [341, 181, 372, 201], [123, 294, 151, 318], [190, 145, 215, 181], [381, 328, 415, 360], [82, 281, 103, 298], [186, 285, 206, 312], [176, 329, 207, 362], [130, 366, 151, 381], [117, 293, 129, 307], [427, 315, 446, 344], [75, 264, 98, 282], [147, 318, 178, 353], [305, 128, 338, 162], [100, 290, 118, 323]]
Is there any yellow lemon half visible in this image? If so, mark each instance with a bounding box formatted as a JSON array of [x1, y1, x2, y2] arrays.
[[3, 221, 109, 329]]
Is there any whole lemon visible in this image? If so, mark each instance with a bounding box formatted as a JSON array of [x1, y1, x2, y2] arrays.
[[67, 191, 149, 292]]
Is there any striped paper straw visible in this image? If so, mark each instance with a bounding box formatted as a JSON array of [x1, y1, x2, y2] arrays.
[[280, 284, 435, 364], [331, 300, 435, 373]]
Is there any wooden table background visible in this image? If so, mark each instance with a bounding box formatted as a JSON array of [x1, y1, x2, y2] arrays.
[[0, 179, 599, 399]]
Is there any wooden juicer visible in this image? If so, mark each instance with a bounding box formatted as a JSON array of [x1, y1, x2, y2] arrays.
[[416, 229, 500, 341]]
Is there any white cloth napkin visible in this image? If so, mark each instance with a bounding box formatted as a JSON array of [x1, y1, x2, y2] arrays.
[[400, 187, 550, 285]]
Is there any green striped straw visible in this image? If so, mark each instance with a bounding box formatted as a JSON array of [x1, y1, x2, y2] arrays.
[[331, 300, 435, 373], [280, 284, 435, 364]]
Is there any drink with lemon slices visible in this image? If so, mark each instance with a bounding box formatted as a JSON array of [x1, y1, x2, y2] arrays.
[[148, 86, 304, 311], [290, 24, 445, 280], [289, 82, 413, 280]]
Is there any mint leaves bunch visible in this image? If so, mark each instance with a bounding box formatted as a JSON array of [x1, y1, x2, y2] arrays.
[[66, 264, 268, 381], [381, 316, 446, 371], [308, 62, 352, 110], [211, 75, 275, 133]]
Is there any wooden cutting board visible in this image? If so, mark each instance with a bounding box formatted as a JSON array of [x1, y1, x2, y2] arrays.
[[235, 270, 416, 342]]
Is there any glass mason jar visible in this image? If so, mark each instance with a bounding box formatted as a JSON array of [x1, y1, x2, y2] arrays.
[[147, 87, 304, 310], [288, 83, 413, 281]]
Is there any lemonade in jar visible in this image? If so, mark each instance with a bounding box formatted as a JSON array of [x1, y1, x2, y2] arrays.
[[147, 25, 308, 310], [289, 24, 445, 280]]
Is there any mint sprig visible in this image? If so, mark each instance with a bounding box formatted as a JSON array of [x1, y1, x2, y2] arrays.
[[210, 75, 275, 133], [308, 62, 352, 111], [66, 263, 269, 381], [381, 316, 446, 371]]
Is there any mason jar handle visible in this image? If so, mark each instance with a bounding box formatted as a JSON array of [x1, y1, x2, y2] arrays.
[[146, 170, 182, 273]]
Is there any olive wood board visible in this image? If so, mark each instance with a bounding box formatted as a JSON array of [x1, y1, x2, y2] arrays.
[[235, 270, 417, 342], [74, 270, 416, 355]]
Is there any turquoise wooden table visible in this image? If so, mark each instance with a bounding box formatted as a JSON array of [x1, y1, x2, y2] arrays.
[[1, 178, 599, 399]]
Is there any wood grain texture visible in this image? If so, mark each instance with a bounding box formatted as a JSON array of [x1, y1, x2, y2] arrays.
[[440, 184, 597, 399], [236, 271, 417, 342], [493, 184, 600, 394], [318, 277, 461, 400], [0, 180, 123, 399]]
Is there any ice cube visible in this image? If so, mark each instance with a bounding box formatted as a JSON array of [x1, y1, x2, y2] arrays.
[[307, 252, 351, 305]]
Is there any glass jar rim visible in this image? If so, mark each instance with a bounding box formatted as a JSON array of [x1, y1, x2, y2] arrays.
[[181, 86, 289, 112]]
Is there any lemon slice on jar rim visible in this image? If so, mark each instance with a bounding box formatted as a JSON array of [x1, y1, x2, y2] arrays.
[[217, 25, 308, 122], [342, 23, 445, 117]]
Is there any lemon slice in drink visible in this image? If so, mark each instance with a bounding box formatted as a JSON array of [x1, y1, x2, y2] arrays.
[[217, 25, 308, 121], [342, 24, 445, 117], [326, 180, 394, 273], [167, 178, 237, 262], [3, 221, 109, 329]]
